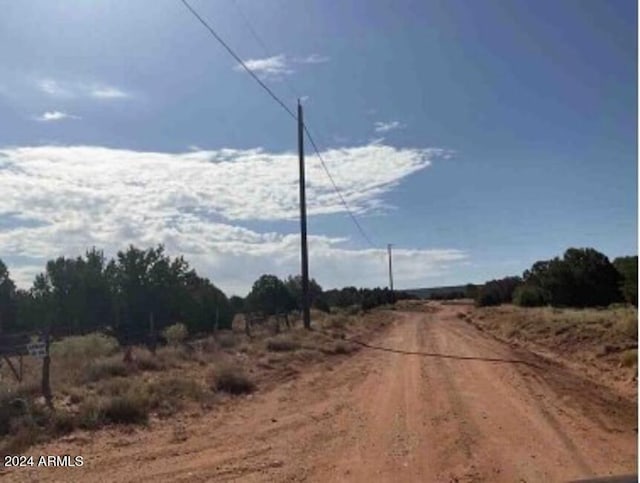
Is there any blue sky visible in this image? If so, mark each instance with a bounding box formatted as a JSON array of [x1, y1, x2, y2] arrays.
[[0, 0, 636, 295]]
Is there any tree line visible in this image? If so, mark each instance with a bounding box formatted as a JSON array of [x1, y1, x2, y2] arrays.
[[471, 247, 637, 308], [0, 246, 233, 344], [0, 245, 411, 341]]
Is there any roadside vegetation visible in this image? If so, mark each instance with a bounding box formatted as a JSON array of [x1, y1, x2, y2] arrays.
[[429, 247, 637, 391], [464, 304, 637, 391], [0, 306, 392, 454], [462, 248, 637, 309]]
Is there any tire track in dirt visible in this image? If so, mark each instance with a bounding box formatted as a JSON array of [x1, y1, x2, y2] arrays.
[[3, 306, 636, 483]]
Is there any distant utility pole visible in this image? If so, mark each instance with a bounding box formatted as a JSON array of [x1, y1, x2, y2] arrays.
[[298, 99, 311, 330], [387, 243, 394, 292]]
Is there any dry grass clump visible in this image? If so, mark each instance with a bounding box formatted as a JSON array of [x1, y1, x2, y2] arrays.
[[266, 335, 300, 352], [472, 304, 638, 374], [51, 333, 119, 360], [210, 364, 255, 395], [620, 349, 637, 368], [146, 376, 208, 416], [163, 323, 188, 346], [76, 389, 149, 428], [216, 331, 237, 349], [134, 349, 171, 371], [332, 341, 354, 355], [83, 356, 129, 383], [323, 314, 349, 330]]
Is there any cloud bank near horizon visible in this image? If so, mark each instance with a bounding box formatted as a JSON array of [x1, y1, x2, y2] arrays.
[[0, 143, 465, 294]]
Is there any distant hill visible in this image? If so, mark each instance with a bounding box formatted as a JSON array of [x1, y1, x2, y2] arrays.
[[402, 285, 468, 299]]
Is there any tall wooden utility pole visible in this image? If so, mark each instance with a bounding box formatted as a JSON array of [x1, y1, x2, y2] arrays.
[[387, 243, 394, 292], [298, 99, 311, 329]]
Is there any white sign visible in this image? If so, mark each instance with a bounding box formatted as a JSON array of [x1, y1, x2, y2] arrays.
[[27, 337, 47, 358]]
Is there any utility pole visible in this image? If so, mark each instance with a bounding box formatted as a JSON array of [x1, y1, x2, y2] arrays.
[[298, 99, 311, 330], [387, 243, 394, 292]]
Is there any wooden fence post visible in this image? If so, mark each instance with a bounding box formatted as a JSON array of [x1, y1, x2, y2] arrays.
[[149, 312, 157, 356], [41, 329, 53, 409]]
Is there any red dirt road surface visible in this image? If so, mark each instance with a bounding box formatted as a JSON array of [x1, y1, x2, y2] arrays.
[[4, 304, 637, 482]]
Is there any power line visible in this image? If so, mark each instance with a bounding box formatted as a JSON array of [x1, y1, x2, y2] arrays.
[[303, 123, 378, 249], [181, 0, 379, 249], [180, 0, 297, 120], [229, 0, 300, 101]]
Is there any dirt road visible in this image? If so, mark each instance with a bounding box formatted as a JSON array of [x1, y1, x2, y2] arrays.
[[6, 304, 637, 482]]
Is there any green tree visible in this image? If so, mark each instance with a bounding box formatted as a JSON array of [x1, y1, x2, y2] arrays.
[[523, 248, 622, 307], [613, 256, 638, 306], [476, 277, 521, 307], [0, 260, 17, 332], [41, 249, 115, 334], [229, 295, 245, 313], [562, 248, 621, 307], [285, 275, 323, 311], [245, 275, 295, 317], [182, 273, 233, 332], [512, 284, 548, 307]]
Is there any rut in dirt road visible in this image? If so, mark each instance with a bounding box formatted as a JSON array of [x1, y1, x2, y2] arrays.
[[314, 307, 636, 482], [6, 305, 637, 483]]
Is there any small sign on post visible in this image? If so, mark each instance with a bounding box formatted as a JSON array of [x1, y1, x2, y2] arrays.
[[27, 336, 47, 359]]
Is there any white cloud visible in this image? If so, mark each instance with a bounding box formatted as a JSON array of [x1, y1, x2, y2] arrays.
[[374, 121, 405, 133], [38, 79, 72, 98], [236, 55, 293, 79], [90, 86, 129, 99], [235, 53, 329, 80], [0, 143, 462, 294], [34, 111, 80, 122], [36, 78, 130, 100], [295, 54, 330, 64]]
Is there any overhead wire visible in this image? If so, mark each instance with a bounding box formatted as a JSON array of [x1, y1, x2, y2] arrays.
[[303, 124, 378, 249], [180, 0, 297, 120], [180, 0, 380, 249], [229, 0, 301, 101]]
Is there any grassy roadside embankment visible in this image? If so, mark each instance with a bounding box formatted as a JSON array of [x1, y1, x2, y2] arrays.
[[458, 303, 637, 396], [0, 308, 393, 455]]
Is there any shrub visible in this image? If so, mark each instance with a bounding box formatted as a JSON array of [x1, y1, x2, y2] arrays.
[[163, 323, 188, 346], [266, 335, 300, 352], [513, 285, 548, 307], [76, 398, 103, 430], [101, 394, 149, 425], [325, 315, 348, 330], [313, 298, 331, 313], [618, 310, 638, 341], [77, 388, 149, 428], [83, 356, 129, 382], [476, 277, 521, 307], [476, 290, 501, 307], [146, 376, 205, 412], [345, 305, 361, 316], [0, 389, 30, 436], [97, 376, 135, 397], [134, 350, 165, 371], [51, 411, 76, 436], [51, 333, 119, 361], [216, 331, 236, 349], [621, 349, 637, 368], [213, 365, 256, 395], [332, 341, 353, 355], [3, 421, 41, 453]]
